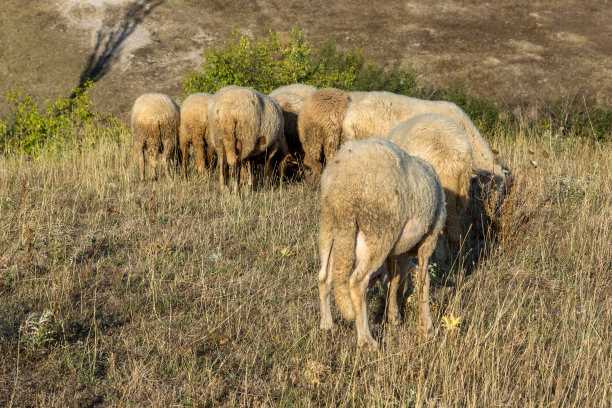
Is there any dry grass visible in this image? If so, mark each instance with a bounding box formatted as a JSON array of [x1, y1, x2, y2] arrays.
[[0, 126, 610, 406]]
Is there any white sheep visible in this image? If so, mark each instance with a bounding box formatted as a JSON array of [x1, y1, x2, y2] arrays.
[[179, 92, 214, 175], [318, 138, 446, 349], [342, 91, 505, 181], [131, 93, 180, 181], [208, 85, 289, 190], [269, 83, 317, 100], [387, 114, 473, 246]]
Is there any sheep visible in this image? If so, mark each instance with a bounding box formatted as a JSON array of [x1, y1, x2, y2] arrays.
[[346, 90, 368, 102], [268, 91, 306, 158], [387, 114, 473, 247], [269, 84, 317, 160], [342, 91, 505, 182], [269, 83, 317, 100], [208, 85, 289, 190], [297, 88, 351, 179], [179, 92, 214, 175], [318, 138, 446, 349], [131, 93, 180, 181], [342, 93, 396, 140]]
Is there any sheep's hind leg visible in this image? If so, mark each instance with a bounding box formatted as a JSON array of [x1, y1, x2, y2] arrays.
[[263, 141, 280, 187], [318, 243, 335, 330], [147, 145, 160, 181], [231, 163, 241, 193], [318, 192, 336, 329], [417, 239, 437, 339], [205, 142, 216, 169], [218, 153, 229, 190], [396, 255, 417, 306], [192, 134, 206, 174], [349, 237, 387, 350], [161, 149, 171, 179], [385, 257, 402, 326], [350, 264, 380, 350], [244, 160, 259, 192], [180, 141, 190, 178]]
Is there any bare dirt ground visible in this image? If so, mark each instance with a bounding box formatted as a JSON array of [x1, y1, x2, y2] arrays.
[[1, 0, 611, 120]]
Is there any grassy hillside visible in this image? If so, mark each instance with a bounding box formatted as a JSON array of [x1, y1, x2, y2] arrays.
[[0, 120, 610, 405], [1, 4, 611, 405]]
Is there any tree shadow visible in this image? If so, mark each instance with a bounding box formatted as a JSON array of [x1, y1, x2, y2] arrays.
[[71, 0, 164, 97]]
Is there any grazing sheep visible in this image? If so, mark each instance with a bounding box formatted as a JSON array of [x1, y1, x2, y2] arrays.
[[131, 93, 180, 181], [209, 85, 289, 190], [387, 114, 473, 246], [342, 93, 396, 140], [269, 91, 306, 158], [298, 88, 351, 179], [269, 83, 317, 100], [179, 92, 214, 175], [342, 91, 505, 181], [318, 138, 446, 349]]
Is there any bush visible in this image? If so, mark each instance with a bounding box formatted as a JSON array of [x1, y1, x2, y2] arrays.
[[181, 27, 420, 97], [0, 81, 124, 156], [183, 28, 612, 142]]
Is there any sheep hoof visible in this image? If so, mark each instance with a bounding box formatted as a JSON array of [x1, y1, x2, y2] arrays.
[[389, 313, 402, 326], [358, 336, 378, 350], [422, 323, 434, 340], [320, 320, 337, 331]]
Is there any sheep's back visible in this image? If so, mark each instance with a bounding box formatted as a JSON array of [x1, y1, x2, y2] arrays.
[[131, 93, 179, 127], [342, 95, 396, 141], [181, 93, 212, 127], [388, 114, 473, 166], [269, 83, 317, 99]]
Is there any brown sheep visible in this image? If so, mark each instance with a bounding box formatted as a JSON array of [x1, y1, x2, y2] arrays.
[[297, 88, 351, 180], [179, 92, 214, 175], [318, 138, 446, 349], [131, 93, 180, 181]]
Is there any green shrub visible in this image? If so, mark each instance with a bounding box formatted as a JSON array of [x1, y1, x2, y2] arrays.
[[181, 27, 420, 97], [0, 81, 124, 156]]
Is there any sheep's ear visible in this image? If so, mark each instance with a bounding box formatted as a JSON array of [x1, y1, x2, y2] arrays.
[[258, 137, 266, 147]]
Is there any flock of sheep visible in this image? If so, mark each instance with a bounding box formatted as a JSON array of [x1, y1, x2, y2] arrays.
[[130, 83, 506, 349]]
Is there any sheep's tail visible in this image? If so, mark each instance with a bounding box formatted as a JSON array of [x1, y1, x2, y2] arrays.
[[219, 117, 239, 166], [331, 209, 357, 321]]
